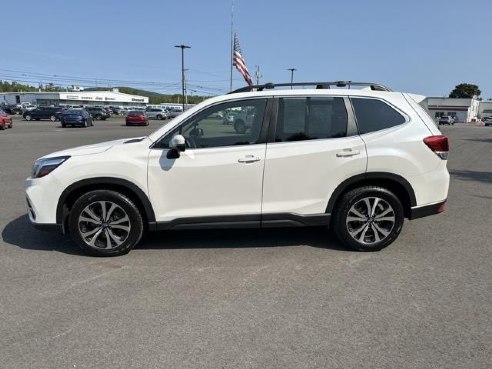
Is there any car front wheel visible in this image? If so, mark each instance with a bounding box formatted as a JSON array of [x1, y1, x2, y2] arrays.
[[68, 190, 144, 256], [333, 186, 404, 251], [50, 115, 57, 122]]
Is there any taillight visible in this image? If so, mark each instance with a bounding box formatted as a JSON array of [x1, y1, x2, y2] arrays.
[[423, 135, 449, 160]]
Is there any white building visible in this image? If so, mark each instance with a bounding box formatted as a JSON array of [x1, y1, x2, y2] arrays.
[[477, 101, 492, 118], [421, 97, 480, 123], [0, 90, 149, 107]]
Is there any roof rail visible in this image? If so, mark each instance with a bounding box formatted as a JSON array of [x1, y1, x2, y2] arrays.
[[229, 81, 392, 94]]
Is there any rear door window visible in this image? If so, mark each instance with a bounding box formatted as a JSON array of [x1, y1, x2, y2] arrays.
[[275, 97, 348, 142], [351, 98, 406, 134]]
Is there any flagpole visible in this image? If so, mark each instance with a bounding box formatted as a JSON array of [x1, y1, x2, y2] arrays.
[[229, 0, 234, 91]]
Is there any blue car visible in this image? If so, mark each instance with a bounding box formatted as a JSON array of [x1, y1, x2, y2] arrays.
[[60, 109, 93, 128]]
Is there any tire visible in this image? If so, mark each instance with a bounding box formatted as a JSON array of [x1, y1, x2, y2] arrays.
[[50, 115, 57, 122], [95, 115, 101, 120], [234, 120, 246, 134], [156, 115, 163, 120], [333, 186, 404, 252], [83, 119, 88, 128], [25, 115, 32, 121], [61, 123, 66, 128], [68, 190, 144, 257]]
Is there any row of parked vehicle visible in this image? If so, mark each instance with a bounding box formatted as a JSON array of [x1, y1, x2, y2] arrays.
[[13, 104, 183, 122]]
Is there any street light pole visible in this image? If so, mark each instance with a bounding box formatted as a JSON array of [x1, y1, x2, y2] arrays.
[[287, 68, 297, 89], [174, 44, 191, 111]]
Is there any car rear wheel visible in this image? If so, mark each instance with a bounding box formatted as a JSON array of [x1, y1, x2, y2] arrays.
[[69, 190, 144, 257], [25, 115, 32, 121], [333, 186, 404, 252], [50, 115, 56, 122], [83, 119, 88, 128], [156, 115, 163, 120]]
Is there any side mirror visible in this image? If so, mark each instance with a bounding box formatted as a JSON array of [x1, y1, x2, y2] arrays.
[[167, 134, 186, 159]]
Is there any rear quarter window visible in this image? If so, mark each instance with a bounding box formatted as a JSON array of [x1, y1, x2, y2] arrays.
[[351, 98, 406, 134]]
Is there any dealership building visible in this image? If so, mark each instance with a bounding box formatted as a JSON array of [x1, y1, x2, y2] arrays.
[[0, 89, 149, 107]]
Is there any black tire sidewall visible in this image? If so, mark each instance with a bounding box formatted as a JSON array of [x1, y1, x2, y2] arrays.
[[333, 186, 404, 251], [68, 190, 144, 256]]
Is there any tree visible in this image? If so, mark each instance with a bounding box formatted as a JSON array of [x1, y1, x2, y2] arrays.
[[449, 83, 481, 98]]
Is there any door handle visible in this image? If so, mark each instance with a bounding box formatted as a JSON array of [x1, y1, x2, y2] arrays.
[[238, 155, 262, 163], [336, 149, 360, 157]]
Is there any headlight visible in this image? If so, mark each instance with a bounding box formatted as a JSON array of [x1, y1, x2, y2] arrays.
[[32, 156, 70, 178]]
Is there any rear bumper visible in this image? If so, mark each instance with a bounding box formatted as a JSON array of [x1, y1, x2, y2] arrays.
[[409, 200, 446, 220]]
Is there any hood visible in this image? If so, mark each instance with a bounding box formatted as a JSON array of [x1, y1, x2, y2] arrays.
[[41, 136, 151, 159]]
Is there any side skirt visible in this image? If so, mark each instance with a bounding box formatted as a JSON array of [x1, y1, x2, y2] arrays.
[[153, 213, 331, 231]]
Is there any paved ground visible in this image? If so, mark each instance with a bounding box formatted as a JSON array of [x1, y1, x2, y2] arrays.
[[0, 117, 491, 369]]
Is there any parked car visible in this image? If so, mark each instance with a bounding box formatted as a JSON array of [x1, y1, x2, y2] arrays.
[[25, 80, 450, 256], [18, 103, 37, 114], [109, 106, 124, 115], [0, 109, 13, 129], [168, 108, 183, 118], [224, 109, 256, 133], [125, 110, 149, 126], [2, 104, 22, 115], [60, 109, 93, 128], [438, 116, 455, 125], [145, 108, 169, 120], [23, 106, 64, 121], [482, 116, 492, 126], [85, 107, 110, 120]]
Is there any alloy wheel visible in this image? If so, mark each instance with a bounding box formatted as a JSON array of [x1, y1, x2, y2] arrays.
[[77, 201, 131, 249], [345, 196, 396, 245]]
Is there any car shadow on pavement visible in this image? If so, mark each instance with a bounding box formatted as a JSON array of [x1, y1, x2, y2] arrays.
[[2, 215, 85, 256], [449, 170, 492, 184], [138, 227, 349, 252], [2, 215, 349, 255]]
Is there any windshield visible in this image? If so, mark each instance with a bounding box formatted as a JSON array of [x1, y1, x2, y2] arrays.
[[66, 109, 83, 114]]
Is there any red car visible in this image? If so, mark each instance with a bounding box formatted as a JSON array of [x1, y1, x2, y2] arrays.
[[0, 109, 13, 130], [125, 110, 149, 126]]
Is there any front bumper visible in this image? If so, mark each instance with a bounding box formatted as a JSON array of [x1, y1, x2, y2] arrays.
[[26, 175, 64, 231]]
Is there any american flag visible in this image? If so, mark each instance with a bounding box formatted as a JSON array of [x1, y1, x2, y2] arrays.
[[233, 33, 253, 86]]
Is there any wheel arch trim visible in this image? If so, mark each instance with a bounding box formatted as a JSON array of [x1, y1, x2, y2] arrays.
[[326, 172, 417, 214], [56, 177, 156, 226]]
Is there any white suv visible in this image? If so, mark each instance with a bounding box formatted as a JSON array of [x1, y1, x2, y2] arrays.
[[26, 81, 450, 256], [145, 108, 169, 120]]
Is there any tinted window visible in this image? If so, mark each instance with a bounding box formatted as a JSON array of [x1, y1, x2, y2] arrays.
[[275, 97, 347, 142], [351, 98, 405, 134], [157, 99, 267, 149]]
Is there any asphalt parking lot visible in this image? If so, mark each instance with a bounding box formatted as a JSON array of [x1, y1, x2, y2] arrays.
[[0, 117, 491, 369]]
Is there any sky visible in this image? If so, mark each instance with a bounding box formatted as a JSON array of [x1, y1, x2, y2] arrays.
[[2, 0, 492, 98]]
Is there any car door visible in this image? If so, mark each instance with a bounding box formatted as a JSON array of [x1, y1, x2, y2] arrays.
[[261, 96, 367, 217], [147, 98, 271, 225]]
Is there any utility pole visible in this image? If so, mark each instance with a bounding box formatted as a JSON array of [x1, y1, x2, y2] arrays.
[[174, 44, 191, 111], [255, 65, 262, 85], [287, 68, 297, 89], [184, 69, 189, 107]]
